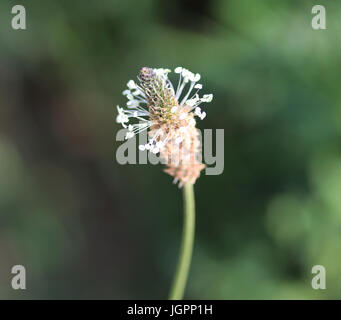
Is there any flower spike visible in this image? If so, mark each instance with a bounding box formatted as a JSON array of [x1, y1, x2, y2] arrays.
[[116, 67, 213, 186]]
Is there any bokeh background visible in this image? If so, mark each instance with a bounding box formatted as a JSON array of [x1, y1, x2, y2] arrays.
[[0, 0, 340, 299]]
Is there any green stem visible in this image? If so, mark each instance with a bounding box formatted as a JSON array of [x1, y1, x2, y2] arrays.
[[169, 182, 195, 300]]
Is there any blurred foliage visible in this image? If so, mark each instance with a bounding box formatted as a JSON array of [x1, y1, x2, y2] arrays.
[[0, 0, 341, 299]]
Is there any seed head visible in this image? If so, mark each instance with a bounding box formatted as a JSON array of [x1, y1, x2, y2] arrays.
[[116, 67, 213, 187]]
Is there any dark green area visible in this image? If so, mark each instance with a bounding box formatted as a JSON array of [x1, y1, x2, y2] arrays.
[[0, 0, 340, 299]]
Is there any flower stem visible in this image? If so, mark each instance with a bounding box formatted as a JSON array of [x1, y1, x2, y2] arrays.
[[169, 182, 195, 300]]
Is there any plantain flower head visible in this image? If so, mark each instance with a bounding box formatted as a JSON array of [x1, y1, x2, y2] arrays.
[[116, 67, 213, 187]]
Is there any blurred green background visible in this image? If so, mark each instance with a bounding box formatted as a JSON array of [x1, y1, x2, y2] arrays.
[[0, 0, 340, 299]]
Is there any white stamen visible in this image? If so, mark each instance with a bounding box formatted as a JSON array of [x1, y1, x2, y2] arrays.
[[117, 66, 213, 170], [180, 81, 195, 106], [186, 98, 198, 107], [200, 112, 206, 120], [156, 141, 164, 148], [179, 112, 187, 120], [202, 94, 213, 102], [194, 73, 201, 82], [125, 132, 134, 139], [175, 136, 184, 144], [171, 106, 178, 113], [127, 80, 136, 89], [127, 100, 140, 108]]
